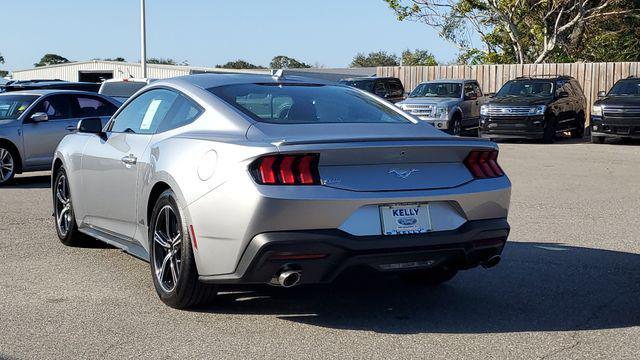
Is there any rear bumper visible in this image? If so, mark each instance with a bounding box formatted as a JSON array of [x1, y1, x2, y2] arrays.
[[199, 218, 510, 285]]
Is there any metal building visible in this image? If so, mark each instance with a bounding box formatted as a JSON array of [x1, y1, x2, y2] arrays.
[[11, 60, 376, 83], [11, 60, 269, 82]]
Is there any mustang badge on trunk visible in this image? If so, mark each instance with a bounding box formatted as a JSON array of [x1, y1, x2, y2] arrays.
[[388, 168, 419, 179]]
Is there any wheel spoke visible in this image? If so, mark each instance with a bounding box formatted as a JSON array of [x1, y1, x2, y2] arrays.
[[159, 251, 172, 282], [169, 253, 178, 284], [57, 188, 67, 205], [154, 231, 171, 249], [172, 233, 181, 247], [164, 208, 171, 239]]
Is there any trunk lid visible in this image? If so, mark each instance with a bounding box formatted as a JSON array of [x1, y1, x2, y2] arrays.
[[247, 122, 494, 192]]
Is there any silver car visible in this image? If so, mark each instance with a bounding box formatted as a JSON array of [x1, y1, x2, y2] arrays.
[[0, 90, 118, 185], [52, 74, 511, 309], [396, 79, 487, 135]]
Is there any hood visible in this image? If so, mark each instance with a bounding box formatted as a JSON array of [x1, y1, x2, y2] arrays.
[[595, 96, 640, 107], [486, 96, 551, 107], [398, 97, 460, 107], [246, 121, 450, 144]]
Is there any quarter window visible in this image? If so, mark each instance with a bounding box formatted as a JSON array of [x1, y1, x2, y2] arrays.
[[156, 95, 203, 133], [110, 89, 178, 134]]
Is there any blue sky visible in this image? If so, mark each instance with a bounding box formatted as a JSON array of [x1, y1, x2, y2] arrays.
[[3, 0, 457, 71]]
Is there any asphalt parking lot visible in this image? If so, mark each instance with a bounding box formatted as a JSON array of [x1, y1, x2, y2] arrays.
[[1, 140, 639, 359]]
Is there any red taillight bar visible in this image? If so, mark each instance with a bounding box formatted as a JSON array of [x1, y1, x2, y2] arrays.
[[464, 149, 504, 179], [251, 154, 320, 185]]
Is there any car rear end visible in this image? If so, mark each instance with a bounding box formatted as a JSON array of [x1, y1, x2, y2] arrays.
[[187, 80, 511, 286]]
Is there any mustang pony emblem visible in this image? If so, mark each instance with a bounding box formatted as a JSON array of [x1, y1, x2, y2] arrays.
[[388, 168, 419, 179]]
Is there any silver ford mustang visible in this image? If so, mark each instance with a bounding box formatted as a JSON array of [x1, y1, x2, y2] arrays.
[[52, 74, 511, 309]]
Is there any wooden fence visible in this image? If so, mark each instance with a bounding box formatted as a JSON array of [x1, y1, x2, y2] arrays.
[[378, 62, 640, 118]]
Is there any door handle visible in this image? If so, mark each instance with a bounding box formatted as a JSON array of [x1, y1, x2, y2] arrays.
[[66, 125, 77, 131], [121, 155, 137, 165]]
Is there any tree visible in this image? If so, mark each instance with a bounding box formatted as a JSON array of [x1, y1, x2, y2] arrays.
[[401, 49, 438, 66], [34, 54, 70, 67], [103, 57, 126, 62], [147, 58, 189, 66], [0, 53, 4, 64], [216, 60, 265, 69], [384, 0, 640, 64], [351, 51, 399, 67], [269, 55, 311, 69]]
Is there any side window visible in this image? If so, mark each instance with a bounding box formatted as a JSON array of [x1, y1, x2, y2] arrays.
[[464, 83, 475, 97], [30, 95, 72, 120], [570, 80, 584, 97], [388, 81, 404, 96], [556, 80, 573, 97], [374, 81, 387, 95], [110, 89, 178, 134], [156, 94, 203, 133], [472, 82, 483, 97], [73, 96, 117, 118]]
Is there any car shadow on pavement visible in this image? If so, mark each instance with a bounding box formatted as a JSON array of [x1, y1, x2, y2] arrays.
[[195, 242, 640, 334], [9, 175, 51, 189]]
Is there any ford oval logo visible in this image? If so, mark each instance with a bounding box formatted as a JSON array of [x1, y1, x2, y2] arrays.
[[397, 217, 418, 226]]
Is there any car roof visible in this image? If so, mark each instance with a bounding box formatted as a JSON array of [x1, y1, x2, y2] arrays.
[[0, 89, 110, 97], [102, 78, 156, 84], [158, 73, 334, 90], [340, 77, 398, 82], [417, 79, 475, 84]]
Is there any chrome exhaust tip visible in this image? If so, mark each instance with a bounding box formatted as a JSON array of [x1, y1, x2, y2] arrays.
[[481, 255, 501, 269], [276, 269, 302, 288]]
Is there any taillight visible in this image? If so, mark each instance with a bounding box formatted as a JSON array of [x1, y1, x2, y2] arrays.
[[464, 149, 504, 179], [250, 154, 320, 185]]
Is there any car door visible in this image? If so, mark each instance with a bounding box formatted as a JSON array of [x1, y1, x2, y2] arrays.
[[79, 88, 178, 240], [554, 80, 574, 131], [460, 82, 477, 127], [22, 94, 76, 168]]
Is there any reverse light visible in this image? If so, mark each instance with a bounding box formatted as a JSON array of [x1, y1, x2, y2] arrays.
[[251, 154, 320, 185], [464, 149, 504, 179]]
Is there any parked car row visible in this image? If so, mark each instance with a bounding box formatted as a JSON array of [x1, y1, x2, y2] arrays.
[[342, 75, 640, 145]]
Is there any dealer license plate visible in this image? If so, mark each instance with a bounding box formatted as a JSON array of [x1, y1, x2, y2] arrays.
[[380, 203, 432, 235]]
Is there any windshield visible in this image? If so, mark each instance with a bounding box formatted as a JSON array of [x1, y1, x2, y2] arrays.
[[209, 83, 411, 124], [409, 83, 461, 98], [338, 80, 375, 92], [496, 80, 554, 98], [608, 80, 640, 96], [0, 95, 39, 120], [100, 82, 147, 99]]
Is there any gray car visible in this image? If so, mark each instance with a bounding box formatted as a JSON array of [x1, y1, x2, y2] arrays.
[[0, 90, 118, 184], [396, 79, 487, 135], [52, 74, 511, 309]]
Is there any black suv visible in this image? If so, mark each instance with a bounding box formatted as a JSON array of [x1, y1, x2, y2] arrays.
[[591, 76, 640, 144], [479, 76, 586, 143], [339, 77, 405, 103]]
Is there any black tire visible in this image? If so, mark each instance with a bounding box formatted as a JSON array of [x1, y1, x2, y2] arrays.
[[0, 144, 17, 186], [53, 168, 87, 246], [400, 266, 458, 286], [570, 113, 585, 139], [149, 189, 217, 309], [449, 114, 462, 136], [542, 118, 556, 144], [591, 136, 605, 144]]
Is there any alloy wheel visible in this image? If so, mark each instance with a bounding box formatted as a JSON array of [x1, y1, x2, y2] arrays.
[[0, 148, 14, 183], [54, 174, 72, 237], [153, 205, 183, 293]]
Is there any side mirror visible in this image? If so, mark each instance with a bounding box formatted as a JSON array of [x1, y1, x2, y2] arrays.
[[30, 112, 49, 122], [558, 91, 570, 98], [597, 90, 607, 98], [78, 117, 104, 135]]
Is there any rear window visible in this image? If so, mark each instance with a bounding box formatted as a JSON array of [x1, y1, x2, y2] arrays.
[[208, 83, 411, 124], [100, 82, 147, 99], [0, 95, 39, 120], [338, 79, 375, 92]]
